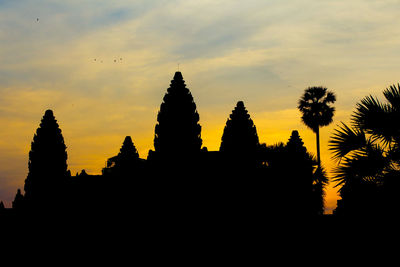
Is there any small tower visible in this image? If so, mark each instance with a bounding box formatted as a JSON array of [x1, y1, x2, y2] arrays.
[[220, 101, 260, 154], [12, 189, 24, 210]]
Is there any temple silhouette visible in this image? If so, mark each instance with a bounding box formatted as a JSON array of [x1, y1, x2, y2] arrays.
[[2, 71, 327, 220]]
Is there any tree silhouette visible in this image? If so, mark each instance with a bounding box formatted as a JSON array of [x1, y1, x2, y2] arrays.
[[298, 86, 336, 170], [23, 110, 69, 210], [311, 165, 329, 215], [329, 84, 400, 215], [154, 71, 202, 156], [220, 101, 260, 154]]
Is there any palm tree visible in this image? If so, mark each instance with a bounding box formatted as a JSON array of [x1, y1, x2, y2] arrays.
[[298, 86, 336, 169], [329, 84, 400, 215]]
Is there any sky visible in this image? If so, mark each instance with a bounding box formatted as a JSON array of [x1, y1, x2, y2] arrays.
[[1, 0, 400, 213]]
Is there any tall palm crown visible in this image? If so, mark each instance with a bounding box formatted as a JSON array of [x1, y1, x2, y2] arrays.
[[154, 72, 202, 156], [298, 86, 336, 168], [298, 87, 336, 132]]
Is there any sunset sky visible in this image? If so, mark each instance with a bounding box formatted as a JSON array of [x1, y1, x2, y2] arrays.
[[1, 0, 400, 213]]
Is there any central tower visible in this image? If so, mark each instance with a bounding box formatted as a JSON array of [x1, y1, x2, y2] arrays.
[[154, 72, 202, 157]]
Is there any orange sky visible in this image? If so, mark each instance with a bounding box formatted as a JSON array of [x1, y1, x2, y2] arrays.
[[1, 1, 400, 213]]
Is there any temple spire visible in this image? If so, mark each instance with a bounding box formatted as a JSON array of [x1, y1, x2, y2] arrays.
[[154, 72, 202, 156], [173, 71, 183, 80]]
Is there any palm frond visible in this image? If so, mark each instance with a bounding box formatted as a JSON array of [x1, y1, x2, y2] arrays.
[[332, 157, 356, 189], [311, 86, 327, 100], [352, 95, 393, 145], [313, 165, 329, 186], [383, 84, 400, 111], [364, 141, 389, 169], [323, 91, 336, 104], [387, 138, 400, 165], [329, 122, 366, 161], [332, 142, 389, 191]]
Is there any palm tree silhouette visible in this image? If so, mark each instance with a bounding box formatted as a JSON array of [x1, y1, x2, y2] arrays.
[[329, 84, 400, 215], [298, 86, 336, 170], [330, 85, 400, 182]]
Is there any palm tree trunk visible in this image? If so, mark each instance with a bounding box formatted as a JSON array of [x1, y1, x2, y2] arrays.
[[316, 127, 321, 170]]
